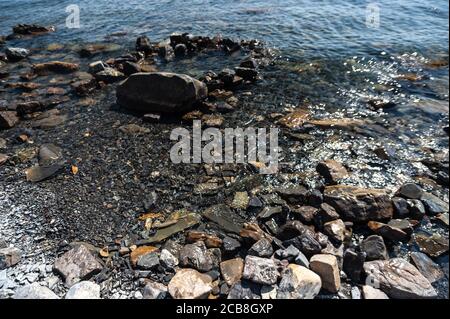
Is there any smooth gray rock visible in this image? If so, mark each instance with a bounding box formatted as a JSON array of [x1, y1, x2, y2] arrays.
[[65, 281, 101, 299], [14, 283, 59, 299]]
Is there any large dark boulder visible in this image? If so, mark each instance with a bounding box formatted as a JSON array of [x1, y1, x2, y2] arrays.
[[116, 72, 207, 113]]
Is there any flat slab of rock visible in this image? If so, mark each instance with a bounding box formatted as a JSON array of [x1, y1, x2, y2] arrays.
[[242, 256, 278, 285], [33, 61, 79, 75], [116, 72, 207, 113], [168, 268, 212, 299], [324, 185, 393, 222], [310, 254, 341, 293], [53, 244, 103, 287], [363, 258, 437, 299], [316, 160, 349, 184], [14, 283, 59, 299], [65, 281, 101, 299], [410, 252, 445, 284], [277, 264, 322, 299], [143, 281, 168, 299]]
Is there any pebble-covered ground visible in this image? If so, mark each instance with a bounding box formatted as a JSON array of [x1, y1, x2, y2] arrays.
[[0, 24, 449, 300]]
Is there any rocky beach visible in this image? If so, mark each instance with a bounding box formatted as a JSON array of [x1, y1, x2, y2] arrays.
[[0, 1, 449, 300]]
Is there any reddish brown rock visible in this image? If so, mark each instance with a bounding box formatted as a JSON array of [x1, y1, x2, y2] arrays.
[[324, 185, 394, 222]]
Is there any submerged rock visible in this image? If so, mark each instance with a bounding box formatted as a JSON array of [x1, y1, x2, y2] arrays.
[[12, 24, 55, 35], [220, 258, 244, 286], [324, 185, 394, 222], [364, 258, 437, 299], [33, 61, 79, 75], [410, 252, 445, 284], [116, 72, 207, 113], [143, 281, 168, 299]]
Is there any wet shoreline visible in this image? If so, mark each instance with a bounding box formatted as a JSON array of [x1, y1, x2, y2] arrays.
[[1, 21, 449, 300]]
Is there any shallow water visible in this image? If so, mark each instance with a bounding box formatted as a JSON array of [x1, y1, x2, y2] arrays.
[[1, 0, 449, 56]]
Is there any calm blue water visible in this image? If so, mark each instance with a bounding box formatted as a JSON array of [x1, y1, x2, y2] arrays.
[[1, 0, 448, 58]]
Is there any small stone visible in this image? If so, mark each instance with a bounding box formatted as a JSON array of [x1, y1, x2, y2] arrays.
[[65, 281, 100, 299], [231, 192, 250, 210], [277, 264, 322, 299], [143, 281, 168, 299], [143, 113, 161, 123], [291, 206, 317, 224], [396, 183, 423, 199], [0, 111, 19, 129], [119, 124, 150, 135], [234, 67, 258, 81], [25, 164, 63, 183], [242, 256, 278, 285], [310, 254, 341, 293], [33, 61, 79, 75], [14, 283, 59, 299], [316, 160, 348, 184], [361, 235, 388, 261], [220, 258, 244, 286], [53, 244, 103, 287], [222, 236, 241, 254], [88, 61, 107, 74], [5, 47, 29, 61], [260, 285, 277, 299], [392, 197, 410, 218], [413, 232, 449, 257], [314, 203, 340, 228], [174, 44, 188, 57], [343, 249, 365, 282], [179, 241, 214, 272], [368, 221, 409, 242], [136, 251, 160, 270], [227, 280, 261, 299], [435, 213, 449, 227], [0, 247, 22, 269], [294, 252, 310, 268], [136, 35, 152, 53], [324, 186, 393, 222], [130, 246, 158, 266], [420, 192, 449, 216], [160, 249, 178, 269], [363, 258, 437, 299], [122, 61, 142, 76], [248, 239, 273, 258], [410, 252, 445, 284], [240, 58, 258, 69], [323, 219, 346, 243], [95, 67, 125, 83], [168, 268, 212, 299], [407, 199, 426, 220], [362, 285, 389, 299], [275, 245, 300, 262], [0, 154, 8, 166]]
